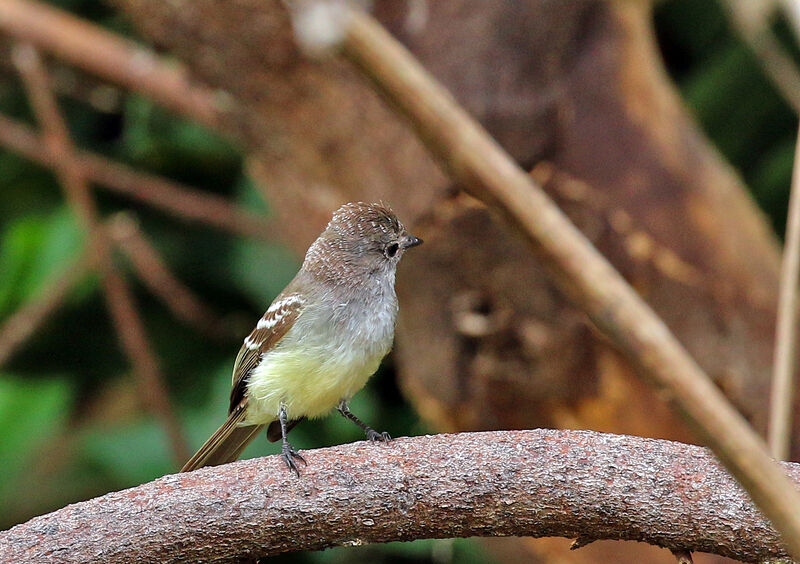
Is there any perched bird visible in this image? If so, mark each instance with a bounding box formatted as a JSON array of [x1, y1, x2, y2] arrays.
[[181, 202, 422, 475]]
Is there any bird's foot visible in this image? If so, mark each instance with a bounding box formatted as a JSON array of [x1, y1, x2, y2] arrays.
[[281, 442, 307, 477], [366, 428, 392, 442]]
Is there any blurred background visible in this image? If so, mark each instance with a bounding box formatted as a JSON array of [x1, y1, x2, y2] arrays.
[[1, 1, 798, 562]]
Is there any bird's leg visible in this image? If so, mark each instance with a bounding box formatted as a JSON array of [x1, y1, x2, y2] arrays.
[[337, 399, 391, 442], [279, 402, 306, 476]]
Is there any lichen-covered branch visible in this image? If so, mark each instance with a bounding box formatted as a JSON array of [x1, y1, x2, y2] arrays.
[[0, 430, 793, 563]]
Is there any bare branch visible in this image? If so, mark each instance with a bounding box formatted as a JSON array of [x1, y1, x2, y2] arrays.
[[0, 250, 89, 368], [108, 213, 231, 339], [0, 430, 794, 563], [768, 122, 800, 460], [326, 6, 800, 556], [0, 0, 223, 127], [0, 113, 274, 239], [82, 156, 274, 240], [13, 43, 190, 466]]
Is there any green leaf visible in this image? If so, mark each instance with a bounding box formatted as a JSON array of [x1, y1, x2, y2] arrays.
[[26, 208, 83, 290], [0, 209, 83, 317], [120, 95, 239, 175], [0, 217, 44, 316]]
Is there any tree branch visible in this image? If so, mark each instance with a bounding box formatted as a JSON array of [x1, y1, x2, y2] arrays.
[[320, 6, 800, 557], [0, 430, 793, 563], [0, 0, 223, 127], [0, 113, 274, 240], [0, 41, 126, 114]]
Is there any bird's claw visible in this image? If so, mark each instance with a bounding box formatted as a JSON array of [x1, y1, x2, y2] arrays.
[[281, 443, 307, 477], [366, 429, 391, 442]]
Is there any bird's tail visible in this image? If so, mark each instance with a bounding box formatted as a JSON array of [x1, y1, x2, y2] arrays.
[[181, 402, 264, 472]]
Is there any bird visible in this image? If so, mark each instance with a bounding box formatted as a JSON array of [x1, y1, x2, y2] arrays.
[[181, 202, 422, 475]]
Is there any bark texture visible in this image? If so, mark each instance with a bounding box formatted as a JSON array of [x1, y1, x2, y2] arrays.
[[107, 1, 786, 562], [0, 430, 793, 563]]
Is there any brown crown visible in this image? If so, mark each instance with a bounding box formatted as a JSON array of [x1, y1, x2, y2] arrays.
[[327, 201, 403, 238]]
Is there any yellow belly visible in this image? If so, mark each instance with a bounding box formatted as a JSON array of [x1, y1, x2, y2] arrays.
[[243, 346, 383, 424]]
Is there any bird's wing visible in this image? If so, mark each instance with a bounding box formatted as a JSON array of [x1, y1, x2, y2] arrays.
[[228, 293, 306, 413]]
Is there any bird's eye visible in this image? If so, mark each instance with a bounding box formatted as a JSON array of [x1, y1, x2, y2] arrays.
[[384, 242, 399, 258]]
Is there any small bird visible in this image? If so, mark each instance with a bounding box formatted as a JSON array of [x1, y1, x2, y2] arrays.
[[181, 202, 422, 475]]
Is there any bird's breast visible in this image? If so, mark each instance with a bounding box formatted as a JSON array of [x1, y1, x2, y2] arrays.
[[243, 293, 397, 423]]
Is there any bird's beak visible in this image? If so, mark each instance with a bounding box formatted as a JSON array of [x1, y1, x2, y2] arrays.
[[401, 234, 423, 249]]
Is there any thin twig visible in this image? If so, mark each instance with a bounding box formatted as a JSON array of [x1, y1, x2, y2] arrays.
[[99, 260, 191, 465], [0, 0, 223, 128], [0, 113, 274, 239], [0, 430, 794, 563], [768, 122, 800, 460], [0, 250, 89, 368], [108, 213, 231, 339], [326, 6, 800, 557], [723, 0, 800, 114], [12, 43, 190, 466], [82, 156, 274, 240]]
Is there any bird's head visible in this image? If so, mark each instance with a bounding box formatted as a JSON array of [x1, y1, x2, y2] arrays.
[[305, 202, 422, 283]]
